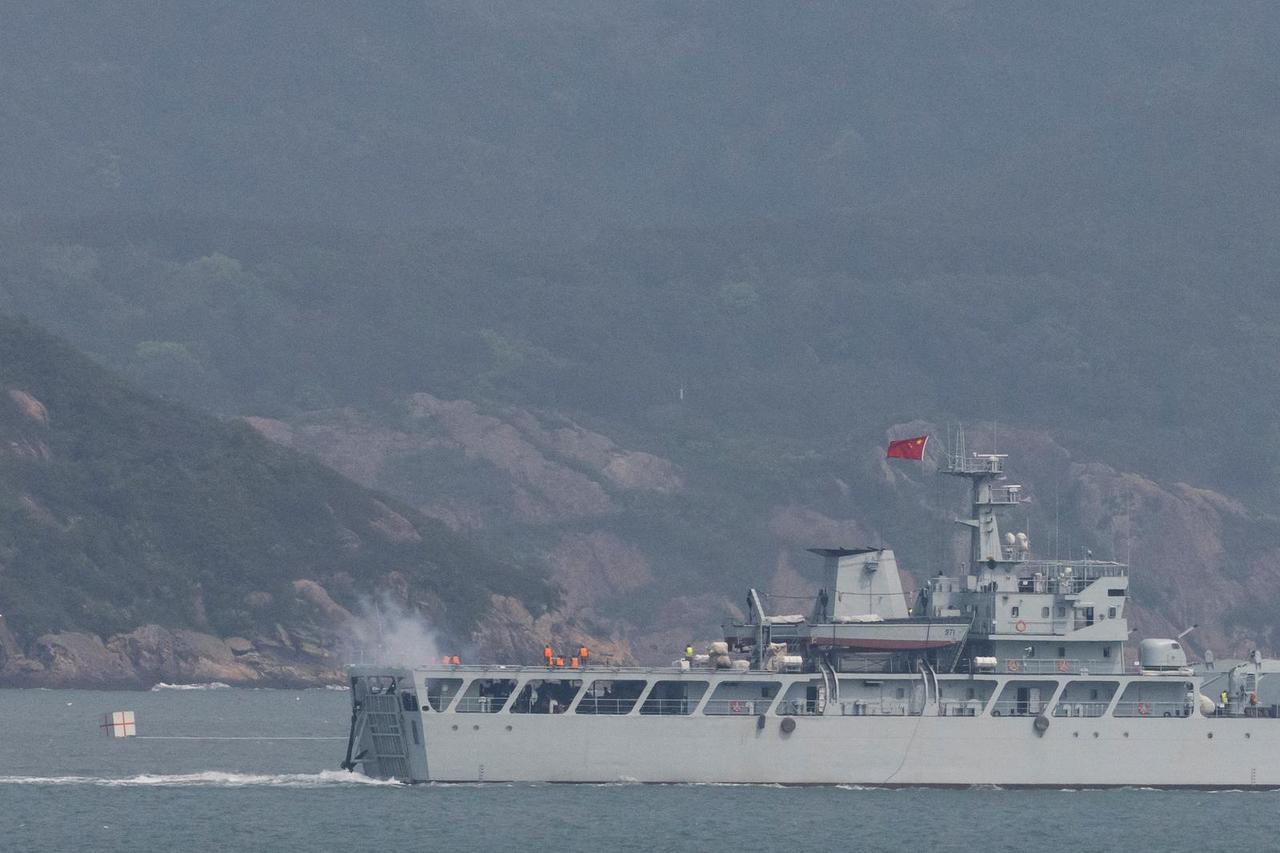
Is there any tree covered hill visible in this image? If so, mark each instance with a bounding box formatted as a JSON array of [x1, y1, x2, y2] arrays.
[[0, 314, 552, 684], [2, 4, 1280, 665], [4, 2, 1280, 496], [3, 2, 1278, 250]]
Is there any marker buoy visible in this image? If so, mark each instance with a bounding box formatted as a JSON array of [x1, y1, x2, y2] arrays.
[[1015, 620, 1028, 633]]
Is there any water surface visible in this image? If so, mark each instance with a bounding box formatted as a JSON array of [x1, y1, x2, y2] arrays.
[[1, 688, 1270, 852]]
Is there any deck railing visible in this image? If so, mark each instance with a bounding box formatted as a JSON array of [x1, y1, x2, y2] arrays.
[[989, 700, 1049, 717], [703, 699, 771, 716], [638, 698, 698, 716], [454, 696, 509, 713], [1052, 702, 1110, 718], [1112, 701, 1192, 718], [574, 698, 640, 715]]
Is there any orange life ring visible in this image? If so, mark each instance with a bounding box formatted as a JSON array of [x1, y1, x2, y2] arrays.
[[1015, 620, 1028, 633], [1137, 702, 1151, 716], [1007, 659, 1021, 673], [730, 700, 745, 714], [1056, 659, 1070, 673]]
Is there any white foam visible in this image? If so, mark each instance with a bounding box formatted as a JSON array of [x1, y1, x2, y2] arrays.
[[0, 770, 401, 788], [150, 682, 233, 691]]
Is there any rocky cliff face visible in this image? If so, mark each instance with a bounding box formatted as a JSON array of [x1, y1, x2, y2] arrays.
[[0, 320, 561, 689], [238, 401, 1280, 673], [0, 588, 345, 688], [5, 358, 1273, 687]]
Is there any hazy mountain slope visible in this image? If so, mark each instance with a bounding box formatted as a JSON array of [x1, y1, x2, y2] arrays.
[[0, 315, 553, 685], [240, 399, 1280, 663], [2, 3, 1279, 668], [3, 2, 1278, 247]]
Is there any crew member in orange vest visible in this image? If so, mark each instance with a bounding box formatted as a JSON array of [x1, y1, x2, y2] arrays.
[[578, 645, 589, 664], [543, 645, 554, 667]]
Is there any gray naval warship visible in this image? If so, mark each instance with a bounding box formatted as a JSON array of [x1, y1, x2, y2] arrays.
[[342, 437, 1280, 786]]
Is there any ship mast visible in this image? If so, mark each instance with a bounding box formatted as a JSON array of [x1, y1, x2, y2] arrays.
[[941, 425, 1024, 571]]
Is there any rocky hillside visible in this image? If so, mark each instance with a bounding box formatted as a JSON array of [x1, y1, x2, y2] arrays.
[[0, 311, 1273, 685], [4, 4, 1280, 676], [245, 400, 1280, 666], [0, 315, 565, 687]]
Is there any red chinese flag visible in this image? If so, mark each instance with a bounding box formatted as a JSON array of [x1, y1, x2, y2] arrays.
[[886, 435, 928, 460]]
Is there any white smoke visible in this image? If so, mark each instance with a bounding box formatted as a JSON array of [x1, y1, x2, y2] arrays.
[[343, 595, 446, 666]]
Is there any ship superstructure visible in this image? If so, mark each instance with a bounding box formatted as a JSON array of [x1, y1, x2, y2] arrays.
[[342, 440, 1280, 787]]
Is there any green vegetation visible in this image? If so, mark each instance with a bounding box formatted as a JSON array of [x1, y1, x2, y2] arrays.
[[0, 315, 550, 641], [2, 4, 1280, 647]]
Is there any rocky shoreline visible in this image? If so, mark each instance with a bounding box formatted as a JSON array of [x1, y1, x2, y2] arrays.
[[0, 623, 344, 690]]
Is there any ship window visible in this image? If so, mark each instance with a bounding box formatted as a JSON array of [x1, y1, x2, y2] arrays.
[[937, 680, 996, 716], [778, 680, 825, 716], [1011, 606, 1020, 617], [1057, 647, 1066, 658], [576, 680, 647, 715], [509, 679, 583, 714], [1102, 647, 1112, 658], [456, 678, 517, 713], [705, 681, 781, 715], [1114, 682, 1190, 718], [1108, 607, 1117, 619], [992, 681, 1056, 717], [423, 678, 463, 712], [1052, 681, 1118, 718], [641, 681, 708, 715], [1057, 607, 1066, 618], [1041, 607, 1050, 619], [1107, 588, 1126, 597], [896, 687, 906, 699]]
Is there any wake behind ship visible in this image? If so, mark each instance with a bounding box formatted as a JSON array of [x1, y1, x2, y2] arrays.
[[341, 435, 1280, 786]]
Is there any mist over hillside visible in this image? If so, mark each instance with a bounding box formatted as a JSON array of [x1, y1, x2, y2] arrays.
[[2, 2, 1280, 667]]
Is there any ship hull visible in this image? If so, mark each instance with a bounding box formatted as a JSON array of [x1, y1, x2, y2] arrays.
[[346, 666, 1280, 788], [407, 713, 1277, 787]]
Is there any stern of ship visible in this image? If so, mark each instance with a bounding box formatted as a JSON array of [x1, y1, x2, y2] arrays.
[[342, 666, 429, 782]]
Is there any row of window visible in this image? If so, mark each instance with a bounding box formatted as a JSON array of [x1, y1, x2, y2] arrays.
[[400, 676, 1197, 720], [1009, 605, 1119, 620]]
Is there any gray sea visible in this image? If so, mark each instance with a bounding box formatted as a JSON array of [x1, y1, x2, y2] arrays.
[[1, 686, 1273, 852]]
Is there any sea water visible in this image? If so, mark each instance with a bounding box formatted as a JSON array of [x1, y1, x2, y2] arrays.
[[0, 687, 1274, 853]]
